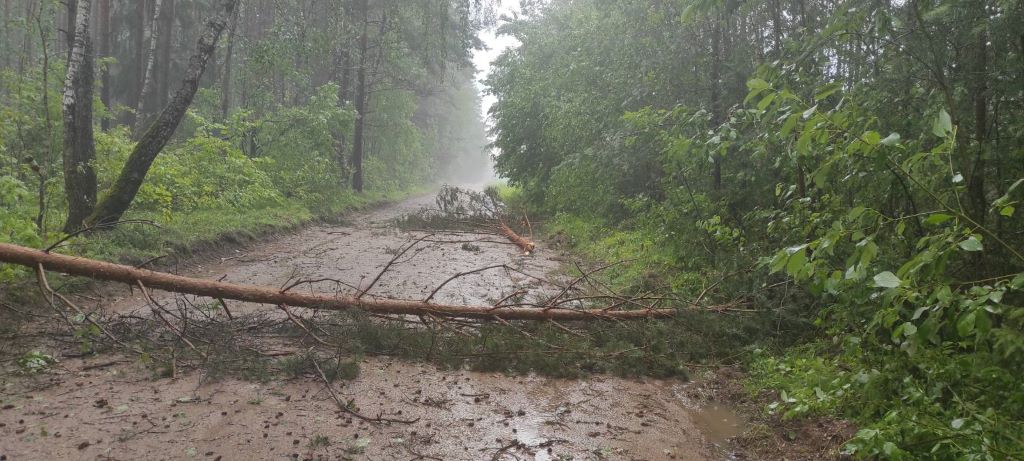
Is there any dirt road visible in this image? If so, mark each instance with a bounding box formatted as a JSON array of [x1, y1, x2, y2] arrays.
[[0, 194, 743, 460]]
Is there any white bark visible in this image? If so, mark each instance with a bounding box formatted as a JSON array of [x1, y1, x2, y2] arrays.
[[134, 0, 163, 135]]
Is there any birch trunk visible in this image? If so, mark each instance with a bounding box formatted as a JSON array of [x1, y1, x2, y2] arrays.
[[61, 0, 97, 233], [133, 0, 163, 136]]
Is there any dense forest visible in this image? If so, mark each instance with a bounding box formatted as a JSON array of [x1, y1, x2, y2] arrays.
[[1, 0, 491, 244], [487, 0, 1024, 459], [1, 0, 1023, 459]]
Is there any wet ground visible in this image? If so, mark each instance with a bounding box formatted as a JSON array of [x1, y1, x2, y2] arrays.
[[1, 193, 745, 460]]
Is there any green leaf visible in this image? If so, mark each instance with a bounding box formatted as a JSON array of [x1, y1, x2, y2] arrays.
[[1000, 205, 1015, 217], [958, 235, 983, 252], [786, 248, 808, 277], [957, 312, 976, 337], [746, 78, 770, 91], [861, 131, 881, 146], [873, 271, 902, 288], [780, 114, 800, 137], [814, 82, 842, 101], [932, 109, 952, 137], [880, 133, 901, 146], [1012, 274, 1024, 290], [757, 92, 777, 110], [924, 213, 953, 225]]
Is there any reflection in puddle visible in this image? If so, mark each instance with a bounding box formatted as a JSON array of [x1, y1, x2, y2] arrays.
[[691, 403, 746, 446], [513, 414, 553, 461]]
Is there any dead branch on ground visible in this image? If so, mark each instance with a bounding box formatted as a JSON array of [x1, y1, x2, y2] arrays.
[[400, 185, 536, 253]]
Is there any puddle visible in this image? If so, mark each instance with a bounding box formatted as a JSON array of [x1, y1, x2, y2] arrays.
[[691, 403, 746, 446]]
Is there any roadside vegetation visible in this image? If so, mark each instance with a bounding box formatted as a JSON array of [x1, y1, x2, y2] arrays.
[[486, 1, 1024, 459], [1, 0, 1022, 459], [1, 0, 489, 282]]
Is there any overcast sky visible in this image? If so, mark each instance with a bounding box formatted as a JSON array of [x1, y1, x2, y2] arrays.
[[471, 2, 522, 128]]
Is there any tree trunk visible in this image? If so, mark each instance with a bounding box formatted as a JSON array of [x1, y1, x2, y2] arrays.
[[134, 0, 163, 137], [98, 0, 111, 131], [709, 9, 723, 190], [967, 6, 988, 225], [220, 0, 241, 119], [63, 0, 77, 65], [17, 1, 36, 77], [2, 0, 11, 69], [0, 242, 677, 321], [157, 0, 175, 109], [127, 0, 147, 126], [332, 0, 352, 185], [61, 0, 98, 233], [498, 222, 536, 253], [88, 0, 240, 226], [36, 4, 56, 235], [350, 0, 369, 193]]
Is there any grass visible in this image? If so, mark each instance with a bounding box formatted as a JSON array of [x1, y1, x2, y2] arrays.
[[1, 186, 426, 294], [82, 187, 428, 265]]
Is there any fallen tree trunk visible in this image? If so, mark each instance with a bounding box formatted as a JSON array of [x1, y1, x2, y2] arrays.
[[498, 222, 535, 253], [0, 243, 673, 321]]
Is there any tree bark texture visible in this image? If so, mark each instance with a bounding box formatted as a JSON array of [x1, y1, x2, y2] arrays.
[[98, 0, 111, 131], [351, 0, 369, 192], [134, 0, 163, 136], [61, 0, 97, 233]]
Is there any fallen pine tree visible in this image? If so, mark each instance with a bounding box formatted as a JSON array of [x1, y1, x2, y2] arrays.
[[402, 185, 537, 253], [0, 242, 675, 321]]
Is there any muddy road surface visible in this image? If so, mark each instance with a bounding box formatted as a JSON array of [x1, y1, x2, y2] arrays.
[[1, 193, 743, 460]]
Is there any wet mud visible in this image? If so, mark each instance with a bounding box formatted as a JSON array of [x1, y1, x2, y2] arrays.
[[1, 193, 743, 460]]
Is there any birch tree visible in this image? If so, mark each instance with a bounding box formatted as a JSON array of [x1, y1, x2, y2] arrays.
[[60, 0, 96, 232]]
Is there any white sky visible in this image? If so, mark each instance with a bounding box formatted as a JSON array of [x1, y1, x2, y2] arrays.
[[471, 2, 522, 129]]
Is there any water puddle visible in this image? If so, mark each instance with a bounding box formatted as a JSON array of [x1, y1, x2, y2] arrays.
[[691, 403, 746, 446]]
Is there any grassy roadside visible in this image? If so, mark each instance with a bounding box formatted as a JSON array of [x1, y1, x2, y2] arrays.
[[83, 187, 430, 265], [1, 186, 431, 299]]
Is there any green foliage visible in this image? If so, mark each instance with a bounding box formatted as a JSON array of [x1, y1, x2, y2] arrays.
[[487, 0, 1024, 459], [96, 127, 283, 221], [0, 177, 43, 281], [16, 350, 56, 374], [320, 309, 777, 379], [276, 351, 360, 382]]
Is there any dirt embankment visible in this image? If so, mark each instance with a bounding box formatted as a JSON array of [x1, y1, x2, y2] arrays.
[[2, 194, 747, 461]]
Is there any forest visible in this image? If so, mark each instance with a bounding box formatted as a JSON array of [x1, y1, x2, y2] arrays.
[[1, 0, 1023, 460]]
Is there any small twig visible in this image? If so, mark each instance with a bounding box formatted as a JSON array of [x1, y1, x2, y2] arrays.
[[358, 233, 434, 299], [36, 264, 144, 356], [544, 261, 626, 310], [403, 444, 443, 461], [278, 304, 336, 348], [425, 264, 507, 303], [312, 358, 419, 425], [488, 440, 525, 461], [216, 298, 234, 320], [137, 281, 206, 359]]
